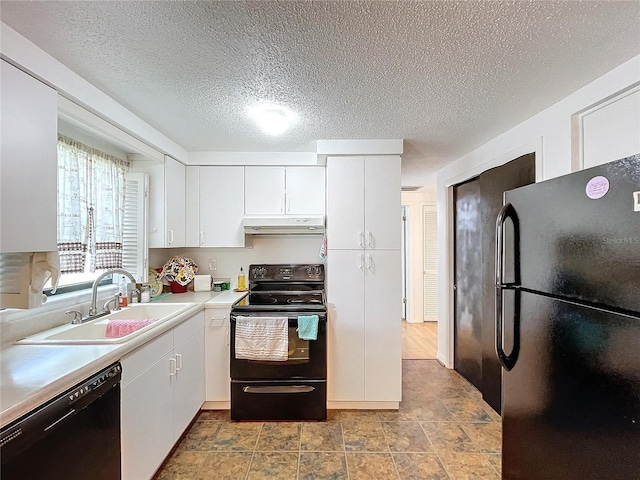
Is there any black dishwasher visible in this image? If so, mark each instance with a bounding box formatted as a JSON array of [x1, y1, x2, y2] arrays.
[[1, 362, 122, 480]]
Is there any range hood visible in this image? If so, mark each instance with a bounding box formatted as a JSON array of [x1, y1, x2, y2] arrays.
[[242, 215, 325, 235]]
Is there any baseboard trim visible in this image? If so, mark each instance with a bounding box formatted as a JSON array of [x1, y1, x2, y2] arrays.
[[202, 401, 230, 410]]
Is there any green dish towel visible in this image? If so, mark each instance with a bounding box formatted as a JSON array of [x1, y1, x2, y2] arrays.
[[297, 315, 319, 340]]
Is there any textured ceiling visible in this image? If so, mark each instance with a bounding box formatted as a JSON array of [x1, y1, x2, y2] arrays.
[[2, 1, 639, 187]]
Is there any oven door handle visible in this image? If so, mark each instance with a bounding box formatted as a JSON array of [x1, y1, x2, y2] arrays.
[[242, 385, 315, 394]]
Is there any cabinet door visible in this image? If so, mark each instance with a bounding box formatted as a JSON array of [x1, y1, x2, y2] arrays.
[[185, 166, 200, 247], [326, 157, 365, 250], [364, 249, 402, 401], [245, 166, 285, 214], [205, 307, 231, 402], [165, 156, 185, 247], [285, 166, 325, 215], [121, 351, 174, 480], [1, 61, 57, 253], [364, 156, 401, 250], [326, 249, 365, 401], [199, 166, 245, 247], [173, 328, 205, 441]]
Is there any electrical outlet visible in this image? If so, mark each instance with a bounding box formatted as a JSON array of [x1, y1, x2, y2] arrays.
[[208, 258, 217, 271]]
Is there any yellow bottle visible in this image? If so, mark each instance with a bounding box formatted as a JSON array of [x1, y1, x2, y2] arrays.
[[237, 266, 246, 291]]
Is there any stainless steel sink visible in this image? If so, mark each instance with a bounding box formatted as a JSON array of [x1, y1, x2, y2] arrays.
[[15, 303, 195, 345]]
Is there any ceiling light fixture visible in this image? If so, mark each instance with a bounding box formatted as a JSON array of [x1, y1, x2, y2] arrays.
[[248, 103, 296, 136]]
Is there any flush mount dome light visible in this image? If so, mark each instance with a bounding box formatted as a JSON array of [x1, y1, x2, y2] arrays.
[[248, 103, 296, 135]]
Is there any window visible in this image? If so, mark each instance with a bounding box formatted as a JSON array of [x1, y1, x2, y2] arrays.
[[53, 135, 130, 291]]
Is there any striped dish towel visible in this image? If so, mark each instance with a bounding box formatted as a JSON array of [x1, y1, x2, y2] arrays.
[[235, 316, 288, 361]]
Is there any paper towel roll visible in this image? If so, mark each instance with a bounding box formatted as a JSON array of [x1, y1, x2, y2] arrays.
[[194, 274, 212, 292]]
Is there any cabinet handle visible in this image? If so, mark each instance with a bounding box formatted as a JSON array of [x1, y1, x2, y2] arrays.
[[359, 254, 365, 271], [367, 254, 373, 272], [200, 231, 205, 246], [168, 229, 174, 244], [359, 232, 365, 248], [286, 198, 290, 213], [226, 329, 230, 346], [169, 357, 177, 376], [175, 353, 183, 371], [367, 231, 374, 248]]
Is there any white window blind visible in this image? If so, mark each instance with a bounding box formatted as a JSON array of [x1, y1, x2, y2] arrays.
[[121, 173, 149, 283], [423, 205, 438, 321], [0, 253, 43, 309]]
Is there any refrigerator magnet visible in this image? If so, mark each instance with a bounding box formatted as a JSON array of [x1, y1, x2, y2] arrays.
[[585, 175, 610, 199]]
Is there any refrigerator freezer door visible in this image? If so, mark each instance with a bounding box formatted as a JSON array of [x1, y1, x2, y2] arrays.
[[503, 155, 640, 313], [502, 291, 640, 480]]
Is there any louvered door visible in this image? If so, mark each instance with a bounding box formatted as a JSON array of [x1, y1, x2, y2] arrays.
[[121, 173, 149, 282], [422, 204, 438, 321]]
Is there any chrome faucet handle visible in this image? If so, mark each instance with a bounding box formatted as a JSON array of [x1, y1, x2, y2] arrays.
[[66, 310, 83, 324], [104, 294, 121, 312]]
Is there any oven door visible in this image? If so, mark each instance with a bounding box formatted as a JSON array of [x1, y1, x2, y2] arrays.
[[230, 311, 326, 380]]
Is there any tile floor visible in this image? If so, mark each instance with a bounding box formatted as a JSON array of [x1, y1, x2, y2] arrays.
[[153, 360, 501, 479]]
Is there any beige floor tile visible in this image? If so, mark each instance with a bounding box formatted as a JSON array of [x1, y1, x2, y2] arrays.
[[382, 421, 433, 452], [420, 422, 478, 453], [441, 397, 494, 423], [339, 410, 380, 422], [195, 452, 252, 480], [460, 422, 502, 453], [154, 450, 208, 480], [346, 452, 399, 480], [211, 422, 261, 451], [198, 409, 230, 421], [255, 422, 301, 451], [393, 452, 450, 480], [247, 451, 299, 479], [300, 421, 345, 451], [299, 452, 348, 479], [179, 421, 222, 451], [439, 452, 499, 479], [484, 453, 501, 476], [342, 419, 389, 452]]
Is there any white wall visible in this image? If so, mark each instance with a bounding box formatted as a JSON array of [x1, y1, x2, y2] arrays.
[[150, 235, 324, 286], [435, 54, 640, 367]]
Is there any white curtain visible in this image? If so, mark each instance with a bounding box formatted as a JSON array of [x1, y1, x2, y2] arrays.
[[57, 135, 129, 274]]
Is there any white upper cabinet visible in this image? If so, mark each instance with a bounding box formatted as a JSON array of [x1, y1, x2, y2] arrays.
[[199, 166, 245, 247], [1, 60, 58, 253], [165, 156, 186, 247], [135, 155, 185, 248], [245, 166, 325, 216], [285, 166, 326, 215], [327, 156, 400, 250]]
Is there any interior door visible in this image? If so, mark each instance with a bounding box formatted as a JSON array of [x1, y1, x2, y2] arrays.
[[453, 176, 483, 391]]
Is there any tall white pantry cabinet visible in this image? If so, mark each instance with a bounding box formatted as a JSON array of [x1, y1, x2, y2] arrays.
[[326, 155, 402, 404]]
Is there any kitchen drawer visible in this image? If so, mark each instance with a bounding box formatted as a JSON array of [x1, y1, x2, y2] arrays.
[[205, 307, 229, 327]]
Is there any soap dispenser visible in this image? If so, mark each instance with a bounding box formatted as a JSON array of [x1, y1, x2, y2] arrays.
[[237, 266, 247, 291]]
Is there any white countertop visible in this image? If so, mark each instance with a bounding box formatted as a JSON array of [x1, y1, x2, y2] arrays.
[[0, 289, 246, 428]]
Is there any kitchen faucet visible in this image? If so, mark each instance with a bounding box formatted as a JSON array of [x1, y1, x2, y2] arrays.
[[88, 268, 137, 316]]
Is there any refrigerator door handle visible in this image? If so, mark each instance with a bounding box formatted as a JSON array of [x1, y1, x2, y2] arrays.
[[495, 202, 519, 371]]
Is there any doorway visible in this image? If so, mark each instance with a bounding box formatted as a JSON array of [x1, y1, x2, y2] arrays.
[[401, 201, 438, 359]]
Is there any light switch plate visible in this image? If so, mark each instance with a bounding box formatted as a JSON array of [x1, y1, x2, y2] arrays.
[[208, 258, 217, 271], [634, 191, 640, 212]]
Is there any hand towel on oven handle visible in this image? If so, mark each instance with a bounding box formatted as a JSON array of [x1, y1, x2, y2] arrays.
[[297, 315, 319, 340], [235, 316, 288, 361]]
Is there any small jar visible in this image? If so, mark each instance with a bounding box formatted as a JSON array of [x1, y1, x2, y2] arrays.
[[140, 284, 151, 303]]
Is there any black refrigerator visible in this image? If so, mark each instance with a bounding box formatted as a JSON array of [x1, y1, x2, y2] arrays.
[[495, 155, 640, 480]]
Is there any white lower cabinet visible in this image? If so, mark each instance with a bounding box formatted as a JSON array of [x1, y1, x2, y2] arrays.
[[121, 311, 204, 480], [327, 249, 402, 403], [204, 306, 231, 403]]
